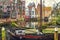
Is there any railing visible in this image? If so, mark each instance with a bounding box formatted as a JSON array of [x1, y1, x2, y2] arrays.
[[0, 18, 17, 23]]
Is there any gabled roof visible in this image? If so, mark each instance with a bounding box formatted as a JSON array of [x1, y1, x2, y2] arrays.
[[28, 2, 35, 8], [37, 4, 52, 11]]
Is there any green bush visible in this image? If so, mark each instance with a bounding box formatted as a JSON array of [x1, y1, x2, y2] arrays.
[[11, 21, 18, 27], [42, 24, 47, 29]]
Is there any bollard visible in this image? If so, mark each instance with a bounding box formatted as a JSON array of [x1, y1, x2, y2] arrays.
[[1, 27, 6, 40], [54, 27, 58, 40]]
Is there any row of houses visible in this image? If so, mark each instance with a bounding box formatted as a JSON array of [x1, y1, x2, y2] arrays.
[[0, 0, 53, 28], [24, 2, 52, 28]]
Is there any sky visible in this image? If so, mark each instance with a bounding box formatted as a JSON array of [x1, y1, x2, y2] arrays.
[[26, 0, 60, 7]]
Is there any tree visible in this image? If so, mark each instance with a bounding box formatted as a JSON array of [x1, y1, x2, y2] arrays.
[[49, 3, 60, 26]]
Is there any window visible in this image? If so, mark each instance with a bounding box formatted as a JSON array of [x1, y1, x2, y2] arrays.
[[44, 17, 48, 22], [11, 12, 17, 19], [0, 6, 2, 8], [31, 15, 35, 18], [31, 22, 35, 28], [25, 22, 29, 27], [2, 12, 10, 18], [30, 11, 35, 18], [7, 6, 11, 8], [31, 11, 34, 15], [25, 11, 29, 16]]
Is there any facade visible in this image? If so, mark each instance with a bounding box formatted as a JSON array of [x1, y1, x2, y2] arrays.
[[24, 2, 38, 28], [25, 3, 52, 28], [36, 4, 52, 25], [0, 1, 11, 23], [0, 0, 25, 23], [36, 4, 52, 19]]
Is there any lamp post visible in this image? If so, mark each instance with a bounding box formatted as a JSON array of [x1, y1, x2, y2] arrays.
[[2, 27, 6, 40], [39, 0, 42, 32], [54, 27, 58, 40], [53, 3, 59, 40]]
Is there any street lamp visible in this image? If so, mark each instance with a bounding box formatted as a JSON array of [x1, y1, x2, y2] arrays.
[[53, 3, 60, 40], [39, 0, 42, 32], [54, 27, 58, 40], [1, 27, 6, 40]]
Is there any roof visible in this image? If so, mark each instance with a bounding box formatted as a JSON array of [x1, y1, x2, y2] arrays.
[[28, 2, 35, 8], [37, 4, 52, 11]]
